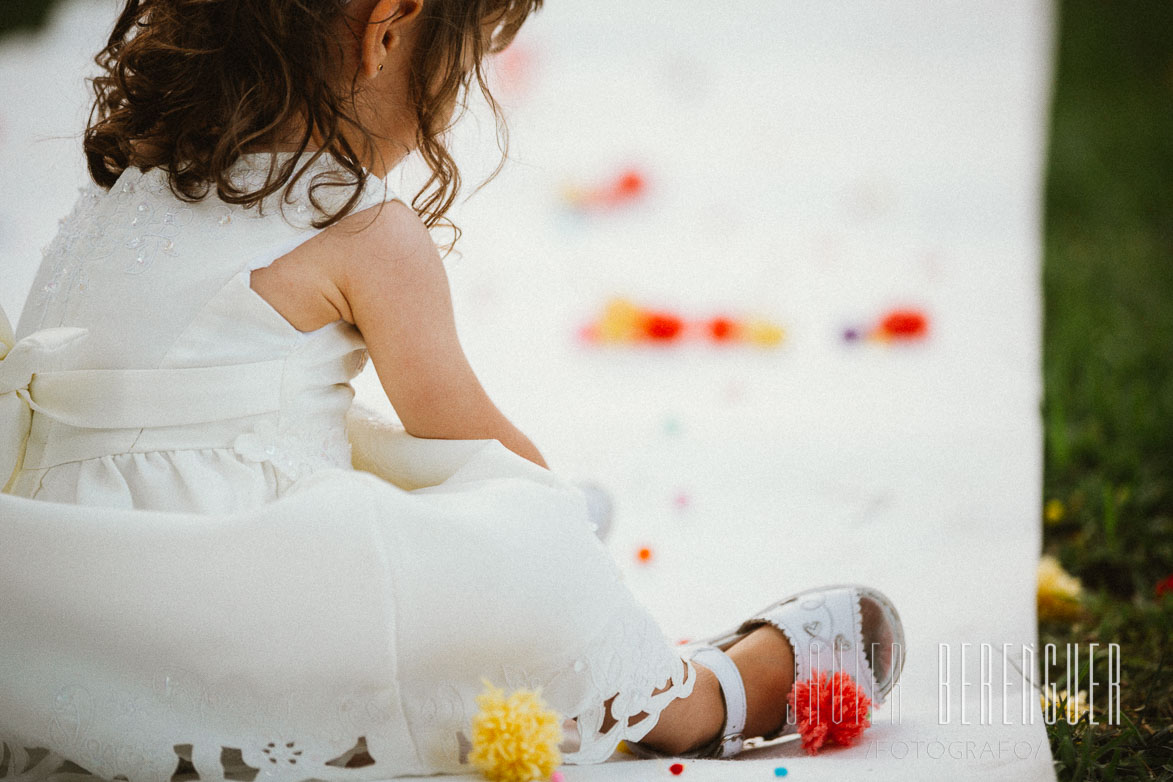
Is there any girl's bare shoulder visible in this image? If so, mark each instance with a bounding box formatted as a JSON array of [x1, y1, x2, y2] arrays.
[[250, 199, 440, 333]]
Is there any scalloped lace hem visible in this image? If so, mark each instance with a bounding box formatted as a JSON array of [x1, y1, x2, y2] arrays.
[[563, 655, 697, 765]]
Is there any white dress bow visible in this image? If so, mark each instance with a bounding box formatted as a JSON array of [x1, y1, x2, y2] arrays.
[[0, 305, 88, 491]]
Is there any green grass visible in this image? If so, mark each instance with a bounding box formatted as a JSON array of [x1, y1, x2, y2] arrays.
[[1041, 0, 1173, 778], [0, 1, 59, 38]]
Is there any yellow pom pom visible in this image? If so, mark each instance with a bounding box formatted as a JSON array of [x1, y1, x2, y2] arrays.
[[469, 679, 563, 782], [745, 319, 786, 346], [599, 298, 643, 343], [560, 183, 590, 208], [1040, 689, 1091, 722], [1037, 555, 1082, 622]]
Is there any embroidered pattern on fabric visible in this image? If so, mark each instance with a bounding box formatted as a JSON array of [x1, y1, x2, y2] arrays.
[[561, 609, 697, 764], [232, 417, 352, 482], [123, 198, 193, 275], [28, 185, 103, 332], [0, 667, 401, 782], [403, 608, 695, 770], [30, 160, 383, 333], [91, 173, 187, 276]]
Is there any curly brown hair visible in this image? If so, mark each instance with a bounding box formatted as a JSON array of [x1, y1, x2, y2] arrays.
[[84, 0, 541, 230]]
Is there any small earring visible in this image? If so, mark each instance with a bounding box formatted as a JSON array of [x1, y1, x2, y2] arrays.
[[377, 64, 384, 71]]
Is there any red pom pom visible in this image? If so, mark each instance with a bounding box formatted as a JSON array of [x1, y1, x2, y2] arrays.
[[878, 309, 928, 339], [1156, 573, 1173, 599], [642, 313, 684, 341], [613, 169, 646, 199], [590, 169, 646, 208], [787, 671, 872, 755], [568, 168, 648, 211], [668, 762, 684, 775], [707, 317, 738, 341]]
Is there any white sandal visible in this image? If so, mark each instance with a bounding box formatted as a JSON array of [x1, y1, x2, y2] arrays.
[[631, 584, 905, 759]]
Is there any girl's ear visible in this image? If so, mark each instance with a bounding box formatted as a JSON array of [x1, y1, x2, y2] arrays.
[[361, 0, 424, 79]]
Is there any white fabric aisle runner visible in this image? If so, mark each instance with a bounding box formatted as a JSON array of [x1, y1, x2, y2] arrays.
[[382, 2, 1058, 779], [0, 1, 1056, 779]]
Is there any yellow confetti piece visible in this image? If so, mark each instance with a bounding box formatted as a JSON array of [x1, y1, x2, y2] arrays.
[[560, 183, 590, 207], [745, 319, 786, 347], [1037, 555, 1082, 622], [1041, 689, 1091, 722], [598, 298, 643, 342]]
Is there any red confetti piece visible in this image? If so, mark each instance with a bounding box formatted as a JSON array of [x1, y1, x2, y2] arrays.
[[669, 762, 684, 775], [569, 168, 648, 211], [642, 313, 684, 341], [612, 170, 645, 200], [493, 43, 534, 97], [878, 309, 928, 339], [576, 324, 599, 344], [707, 317, 738, 341], [1156, 573, 1173, 599]]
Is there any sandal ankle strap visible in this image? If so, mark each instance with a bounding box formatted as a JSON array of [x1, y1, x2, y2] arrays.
[[689, 646, 747, 758]]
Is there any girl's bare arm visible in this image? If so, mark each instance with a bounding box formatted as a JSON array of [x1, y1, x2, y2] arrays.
[[325, 201, 548, 468]]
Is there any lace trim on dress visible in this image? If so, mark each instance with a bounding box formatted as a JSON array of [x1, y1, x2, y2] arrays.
[[0, 612, 697, 781], [395, 595, 698, 773], [558, 610, 698, 765], [232, 417, 352, 483], [0, 738, 389, 782], [0, 676, 408, 782]]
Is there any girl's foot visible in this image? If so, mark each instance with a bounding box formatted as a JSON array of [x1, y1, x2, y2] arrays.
[[638, 586, 905, 758]]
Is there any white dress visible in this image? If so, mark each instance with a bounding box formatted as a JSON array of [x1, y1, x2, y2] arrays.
[[0, 155, 696, 781]]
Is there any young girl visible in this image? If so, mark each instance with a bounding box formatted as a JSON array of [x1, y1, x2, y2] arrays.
[[0, 0, 904, 779]]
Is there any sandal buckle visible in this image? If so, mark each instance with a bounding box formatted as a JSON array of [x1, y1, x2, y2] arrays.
[[717, 732, 744, 758]]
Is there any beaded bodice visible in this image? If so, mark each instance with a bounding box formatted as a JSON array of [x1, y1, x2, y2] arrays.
[[9, 157, 396, 507]]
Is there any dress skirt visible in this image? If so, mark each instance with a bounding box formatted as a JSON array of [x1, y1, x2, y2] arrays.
[[0, 414, 696, 782]]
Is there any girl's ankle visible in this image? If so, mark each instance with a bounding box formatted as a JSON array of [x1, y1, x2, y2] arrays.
[[723, 626, 796, 740], [681, 661, 728, 754]]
